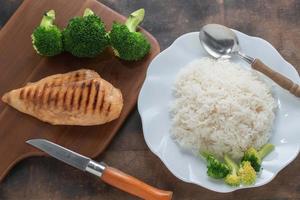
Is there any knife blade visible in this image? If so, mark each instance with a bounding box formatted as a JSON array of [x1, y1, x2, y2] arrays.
[[27, 139, 91, 171], [26, 139, 173, 200]]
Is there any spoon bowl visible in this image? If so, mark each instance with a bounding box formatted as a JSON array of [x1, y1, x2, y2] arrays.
[[199, 24, 240, 59]]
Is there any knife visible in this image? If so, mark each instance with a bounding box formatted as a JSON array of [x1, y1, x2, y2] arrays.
[[26, 139, 172, 200]]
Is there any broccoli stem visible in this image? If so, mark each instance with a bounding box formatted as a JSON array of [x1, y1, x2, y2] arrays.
[[40, 10, 55, 28], [83, 8, 94, 17], [224, 154, 239, 173], [258, 143, 274, 159], [125, 8, 145, 32]]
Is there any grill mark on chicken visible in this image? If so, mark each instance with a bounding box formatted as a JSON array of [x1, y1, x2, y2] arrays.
[[74, 72, 80, 82], [32, 86, 39, 107], [53, 90, 59, 107], [105, 86, 114, 116], [39, 84, 47, 101], [47, 82, 55, 107], [33, 86, 38, 100], [70, 86, 75, 111], [38, 83, 47, 108], [77, 82, 85, 110], [106, 103, 111, 116], [99, 89, 105, 113], [62, 89, 68, 110], [92, 81, 100, 113], [26, 88, 32, 100], [19, 89, 25, 100], [54, 79, 63, 107], [47, 90, 52, 106], [37, 84, 46, 108], [84, 80, 93, 114]]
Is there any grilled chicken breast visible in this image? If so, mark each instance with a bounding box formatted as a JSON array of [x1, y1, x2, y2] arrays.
[[2, 69, 123, 125]]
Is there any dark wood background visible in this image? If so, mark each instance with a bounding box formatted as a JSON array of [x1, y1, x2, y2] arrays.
[[0, 0, 299, 199]]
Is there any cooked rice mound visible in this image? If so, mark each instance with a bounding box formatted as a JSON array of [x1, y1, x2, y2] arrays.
[[170, 58, 276, 159]]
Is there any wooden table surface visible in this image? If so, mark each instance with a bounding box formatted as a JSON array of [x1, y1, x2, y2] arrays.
[[0, 0, 299, 199]]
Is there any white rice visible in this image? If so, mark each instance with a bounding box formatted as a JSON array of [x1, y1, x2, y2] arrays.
[[170, 58, 276, 159]]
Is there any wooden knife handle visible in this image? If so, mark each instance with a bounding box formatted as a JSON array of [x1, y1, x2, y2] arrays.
[[101, 166, 173, 200], [252, 59, 300, 97]]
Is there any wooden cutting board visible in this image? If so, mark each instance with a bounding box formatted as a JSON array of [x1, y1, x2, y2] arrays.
[[0, 0, 160, 181]]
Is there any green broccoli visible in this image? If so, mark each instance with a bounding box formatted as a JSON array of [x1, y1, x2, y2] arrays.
[[224, 154, 240, 186], [238, 161, 256, 185], [63, 8, 109, 57], [200, 152, 230, 179], [109, 8, 151, 61], [31, 10, 63, 56], [242, 143, 274, 172]]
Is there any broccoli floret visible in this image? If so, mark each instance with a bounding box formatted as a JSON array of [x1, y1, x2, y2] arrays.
[[224, 154, 240, 187], [238, 161, 256, 185], [31, 10, 63, 56], [242, 143, 274, 172], [201, 152, 230, 179], [109, 8, 151, 61], [63, 8, 109, 57]]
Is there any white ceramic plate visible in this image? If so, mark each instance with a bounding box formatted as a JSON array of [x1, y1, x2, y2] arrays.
[[138, 30, 300, 193]]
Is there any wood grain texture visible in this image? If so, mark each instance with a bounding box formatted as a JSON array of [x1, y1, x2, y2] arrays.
[[0, 0, 159, 183], [1, 0, 300, 200]]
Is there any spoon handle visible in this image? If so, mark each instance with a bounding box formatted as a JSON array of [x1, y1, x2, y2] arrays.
[[252, 59, 300, 97]]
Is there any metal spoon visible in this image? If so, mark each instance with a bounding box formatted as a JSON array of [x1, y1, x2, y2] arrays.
[[199, 24, 300, 97]]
